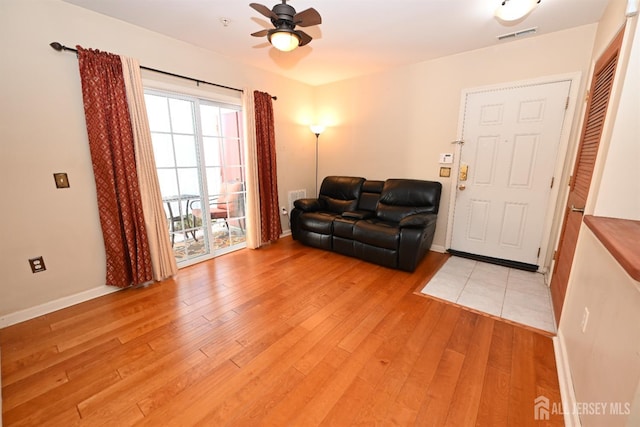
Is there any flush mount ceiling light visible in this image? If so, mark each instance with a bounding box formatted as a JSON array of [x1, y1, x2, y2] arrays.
[[495, 0, 541, 22], [250, 1, 322, 52]]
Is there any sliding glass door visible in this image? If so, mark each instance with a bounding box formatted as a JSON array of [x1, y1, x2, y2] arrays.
[[144, 90, 246, 265]]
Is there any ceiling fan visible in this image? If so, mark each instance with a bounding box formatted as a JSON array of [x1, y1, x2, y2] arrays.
[[249, 1, 322, 52]]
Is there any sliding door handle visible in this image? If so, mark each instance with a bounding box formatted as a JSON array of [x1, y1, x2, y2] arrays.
[[570, 205, 585, 213]]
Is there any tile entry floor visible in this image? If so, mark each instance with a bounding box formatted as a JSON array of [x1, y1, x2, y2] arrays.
[[420, 256, 556, 334]]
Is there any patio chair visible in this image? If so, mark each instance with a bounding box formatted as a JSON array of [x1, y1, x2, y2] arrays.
[[190, 181, 245, 233]]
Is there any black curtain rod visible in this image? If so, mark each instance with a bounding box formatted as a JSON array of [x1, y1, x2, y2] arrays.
[[49, 42, 277, 100]]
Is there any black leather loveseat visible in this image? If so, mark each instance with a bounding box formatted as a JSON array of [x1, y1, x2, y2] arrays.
[[290, 176, 442, 272]]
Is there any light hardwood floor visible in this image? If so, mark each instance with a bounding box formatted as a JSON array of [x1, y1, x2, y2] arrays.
[[1, 237, 563, 426]]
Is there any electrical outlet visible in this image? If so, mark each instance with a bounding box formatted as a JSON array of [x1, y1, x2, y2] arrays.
[[581, 307, 590, 333], [29, 256, 46, 273]]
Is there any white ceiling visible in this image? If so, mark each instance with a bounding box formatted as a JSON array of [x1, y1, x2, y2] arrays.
[[62, 0, 610, 86]]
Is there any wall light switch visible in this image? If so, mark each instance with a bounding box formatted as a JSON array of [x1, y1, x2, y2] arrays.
[[439, 153, 454, 164], [53, 172, 70, 189], [439, 167, 451, 178], [581, 307, 590, 333]]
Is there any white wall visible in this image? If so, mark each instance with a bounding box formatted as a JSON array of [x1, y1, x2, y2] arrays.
[[559, 229, 640, 426], [314, 24, 598, 253], [0, 0, 315, 322]]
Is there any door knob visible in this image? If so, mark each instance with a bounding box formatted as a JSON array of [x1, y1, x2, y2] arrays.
[[458, 184, 466, 191], [570, 205, 585, 213]]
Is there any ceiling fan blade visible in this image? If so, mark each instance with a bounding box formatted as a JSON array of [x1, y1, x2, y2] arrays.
[[294, 7, 322, 27], [249, 3, 277, 20], [295, 30, 313, 47], [251, 29, 270, 37]]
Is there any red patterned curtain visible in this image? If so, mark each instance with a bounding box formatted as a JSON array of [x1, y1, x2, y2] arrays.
[[253, 91, 282, 243], [77, 46, 153, 287]]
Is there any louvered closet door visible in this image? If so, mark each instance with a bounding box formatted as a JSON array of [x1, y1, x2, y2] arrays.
[[550, 28, 625, 323]]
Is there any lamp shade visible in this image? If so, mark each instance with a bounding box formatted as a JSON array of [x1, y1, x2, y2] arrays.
[[495, 0, 540, 22], [310, 124, 325, 135], [269, 30, 300, 52]]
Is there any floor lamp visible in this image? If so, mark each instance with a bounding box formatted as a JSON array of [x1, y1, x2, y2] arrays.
[[310, 125, 325, 195]]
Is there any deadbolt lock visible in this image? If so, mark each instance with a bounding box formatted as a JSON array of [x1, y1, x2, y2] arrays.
[[459, 164, 468, 181]]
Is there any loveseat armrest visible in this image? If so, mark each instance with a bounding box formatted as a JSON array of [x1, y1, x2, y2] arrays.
[[398, 213, 439, 271], [398, 213, 438, 229], [342, 210, 375, 220], [294, 198, 325, 212]]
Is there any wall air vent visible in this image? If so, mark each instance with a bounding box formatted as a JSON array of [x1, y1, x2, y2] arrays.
[[497, 27, 538, 41], [288, 189, 307, 213]]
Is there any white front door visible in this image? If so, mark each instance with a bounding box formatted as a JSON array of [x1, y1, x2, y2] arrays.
[[450, 81, 571, 267]]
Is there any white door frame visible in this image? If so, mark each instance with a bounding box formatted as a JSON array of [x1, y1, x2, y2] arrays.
[[444, 72, 582, 273]]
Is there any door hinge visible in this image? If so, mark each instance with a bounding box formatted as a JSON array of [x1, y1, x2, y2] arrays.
[[537, 247, 541, 258], [553, 250, 558, 261], [550, 177, 555, 189], [585, 90, 590, 103], [565, 96, 570, 110], [568, 175, 573, 186]]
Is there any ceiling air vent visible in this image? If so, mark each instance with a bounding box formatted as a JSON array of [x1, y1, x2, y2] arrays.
[[497, 27, 538, 41]]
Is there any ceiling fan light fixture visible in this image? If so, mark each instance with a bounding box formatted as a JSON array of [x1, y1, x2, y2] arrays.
[[495, 0, 541, 22], [251, 2, 320, 51], [269, 29, 300, 51]]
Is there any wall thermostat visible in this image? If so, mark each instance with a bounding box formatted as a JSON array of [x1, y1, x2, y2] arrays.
[[439, 153, 454, 164]]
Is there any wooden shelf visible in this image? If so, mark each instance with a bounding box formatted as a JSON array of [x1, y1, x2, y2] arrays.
[[584, 215, 640, 281]]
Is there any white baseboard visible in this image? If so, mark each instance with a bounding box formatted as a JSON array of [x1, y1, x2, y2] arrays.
[[0, 285, 121, 329], [430, 244, 446, 253], [280, 229, 292, 238], [553, 331, 581, 427]]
